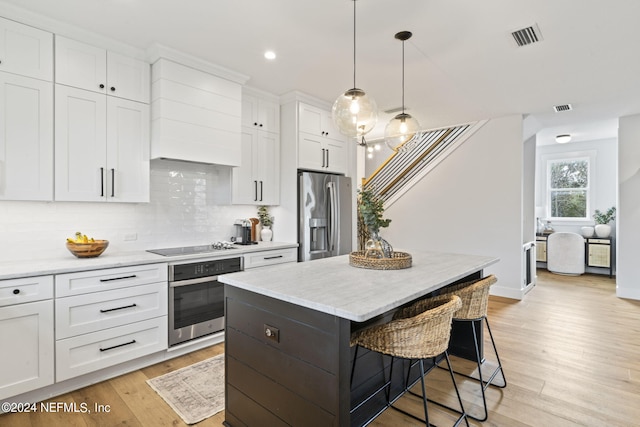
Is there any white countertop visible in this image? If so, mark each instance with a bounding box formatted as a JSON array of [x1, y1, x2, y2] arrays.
[[219, 250, 499, 322], [0, 241, 298, 280]]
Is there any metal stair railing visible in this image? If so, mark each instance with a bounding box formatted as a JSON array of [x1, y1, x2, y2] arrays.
[[363, 121, 486, 207]]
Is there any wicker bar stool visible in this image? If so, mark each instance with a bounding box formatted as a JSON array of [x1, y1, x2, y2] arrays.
[[413, 275, 505, 421], [350, 295, 468, 427]]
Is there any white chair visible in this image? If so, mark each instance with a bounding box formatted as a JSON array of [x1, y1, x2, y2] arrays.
[[547, 232, 585, 275]]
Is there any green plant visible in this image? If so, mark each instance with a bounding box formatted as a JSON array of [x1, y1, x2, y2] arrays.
[[593, 206, 616, 224], [357, 189, 391, 236], [257, 206, 273, 227]]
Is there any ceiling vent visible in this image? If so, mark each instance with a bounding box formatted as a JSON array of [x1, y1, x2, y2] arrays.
[[553, 104, 573, 113], [512, 24, 542, 47]]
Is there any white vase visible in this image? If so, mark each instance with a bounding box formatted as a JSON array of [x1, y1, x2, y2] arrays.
[[594, 224, 611, 238], [581, 226, 595, 238], [260, 226, 273, 242]]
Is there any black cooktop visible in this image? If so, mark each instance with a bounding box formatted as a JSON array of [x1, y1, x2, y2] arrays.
[[147, 243, 237, 257]]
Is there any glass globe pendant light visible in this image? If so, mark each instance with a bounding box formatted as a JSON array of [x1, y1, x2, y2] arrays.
[[385, 31, 421, 152], [332, 0, 378, 139]]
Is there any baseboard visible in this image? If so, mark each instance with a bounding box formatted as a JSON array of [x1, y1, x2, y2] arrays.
[[490, 284, 523, 300], [616, 287, 640, 301]]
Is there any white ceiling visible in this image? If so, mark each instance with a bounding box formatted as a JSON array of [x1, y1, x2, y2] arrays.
[[3, 0, 638, 143]]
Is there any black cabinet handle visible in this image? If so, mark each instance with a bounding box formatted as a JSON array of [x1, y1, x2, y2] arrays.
[[254, 122, 258, 126], [111, 168, 115, 197], [100, 303, 137, 313], [12, 289, 20, 295], [264, 255, 283, 260], [321, 149, 326, 167], [254, 180, 258, 201], [259, 123, 263, 127], [100, 339, 136, 352], [100, 167, 104, 197], [110, 86, 116, 92], [99, 83, 105, 89], [260, 181, 263, 201], [99, 274, 137, 282], [326, 149, 329, 168]]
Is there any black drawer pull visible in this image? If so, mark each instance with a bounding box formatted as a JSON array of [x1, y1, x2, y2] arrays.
[[264, 255, 283, 260], [13, 289, 20, 295], [100, 339, 136, 352], [99, 274, 137, 282], [100, 303, 137, 313]]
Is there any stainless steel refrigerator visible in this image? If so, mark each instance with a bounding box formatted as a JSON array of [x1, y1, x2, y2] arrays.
[[298, 171, 352, 262]]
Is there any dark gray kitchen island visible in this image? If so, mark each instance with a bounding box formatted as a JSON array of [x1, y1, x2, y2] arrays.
[[219, 250, 498, 427]]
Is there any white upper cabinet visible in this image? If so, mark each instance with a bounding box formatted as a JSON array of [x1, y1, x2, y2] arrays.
[[0, 17, 53, 81], [233, 127, 279, 205], [242, 93, 280, 133], [298, 102, 340, 139], [55, 85, 149, 202], [0, 73, 53, 201], [55, 36, 149, 103], [106, 97, 150, 202], [233, 88, 280, 205], [297, 102, 347, 174]]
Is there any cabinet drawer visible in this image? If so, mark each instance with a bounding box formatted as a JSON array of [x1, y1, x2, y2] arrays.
[[55, 263, 167, 297], [0, 276, 53, 307], [56, 316, 167, 381], [56, 282, 168, 339], [244, 248, 297, 269]]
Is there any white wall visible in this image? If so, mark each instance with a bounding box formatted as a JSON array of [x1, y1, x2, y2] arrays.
[[382, 115, 524, 299], [0, 159, 268, 261], [617, 115, 640, 299]]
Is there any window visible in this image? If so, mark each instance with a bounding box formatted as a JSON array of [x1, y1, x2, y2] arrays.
[[547, 158, 590, 218]]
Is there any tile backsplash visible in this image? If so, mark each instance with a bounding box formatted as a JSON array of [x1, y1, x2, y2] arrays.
[[0, 159, 265, 261]]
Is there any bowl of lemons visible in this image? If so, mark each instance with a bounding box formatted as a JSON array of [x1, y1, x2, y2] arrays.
[[66, 232, 109, 258]]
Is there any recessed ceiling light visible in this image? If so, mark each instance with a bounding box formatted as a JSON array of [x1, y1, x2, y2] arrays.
[[555, 134, 571, 143], [264, 50, 276, 60]]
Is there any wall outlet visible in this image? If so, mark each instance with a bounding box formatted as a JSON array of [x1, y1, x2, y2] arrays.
[[123, 233, 138, 241]]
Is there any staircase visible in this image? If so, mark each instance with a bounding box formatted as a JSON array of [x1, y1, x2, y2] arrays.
[[362, 120, 487, 207]]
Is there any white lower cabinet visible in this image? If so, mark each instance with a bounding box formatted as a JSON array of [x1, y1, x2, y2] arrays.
[[244, 247, 298, 269], [54, 263, 168, 382], [56, 317, 167, 382], [55, 282, 167, 339], [0, 276, 54, 400]]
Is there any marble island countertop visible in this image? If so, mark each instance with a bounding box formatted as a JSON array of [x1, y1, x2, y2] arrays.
[[219, 250, 499, 322], [0, 241, 298, 280]]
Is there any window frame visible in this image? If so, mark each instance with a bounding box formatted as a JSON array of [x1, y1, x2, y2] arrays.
[[545, 155, 592, 220]]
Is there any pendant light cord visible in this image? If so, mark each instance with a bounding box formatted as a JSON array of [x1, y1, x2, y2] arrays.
[[401, 38, 405, 115], [353, 0, 357, 89]]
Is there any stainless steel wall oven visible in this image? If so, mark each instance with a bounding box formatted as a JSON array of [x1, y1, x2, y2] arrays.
[[168, 257, 242, 346]]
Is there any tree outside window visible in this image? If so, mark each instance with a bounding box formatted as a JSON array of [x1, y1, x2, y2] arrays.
[[548, 158, 589, 218]]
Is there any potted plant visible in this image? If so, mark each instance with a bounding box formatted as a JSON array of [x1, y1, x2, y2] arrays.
[[357, 189, 392, 257], [593, 206, 616, 238], [257, 206, 273, 241]]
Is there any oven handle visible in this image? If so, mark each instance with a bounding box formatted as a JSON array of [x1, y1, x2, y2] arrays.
[[169, 276, 220, 287]]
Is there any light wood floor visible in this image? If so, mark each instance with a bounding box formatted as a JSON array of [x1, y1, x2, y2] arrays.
[[2, 270, 639, 427]]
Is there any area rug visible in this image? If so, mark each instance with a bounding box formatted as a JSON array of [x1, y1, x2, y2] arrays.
[[147, 354, 225, 425]]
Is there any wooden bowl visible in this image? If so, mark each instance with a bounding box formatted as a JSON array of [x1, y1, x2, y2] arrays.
[[66, 240, 109, 258]]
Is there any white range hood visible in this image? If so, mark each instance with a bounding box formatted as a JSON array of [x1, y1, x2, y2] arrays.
[[150, 55, 249, 166]]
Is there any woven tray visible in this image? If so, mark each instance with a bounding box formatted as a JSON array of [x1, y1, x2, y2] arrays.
[[349, 251, 412, 270]]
